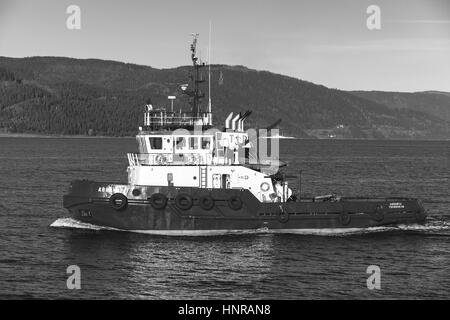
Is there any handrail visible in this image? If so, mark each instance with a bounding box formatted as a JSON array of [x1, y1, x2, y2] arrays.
[[127, 152, 214, 166], [144, 111, 211, 127], [126, 152, 244, 166]]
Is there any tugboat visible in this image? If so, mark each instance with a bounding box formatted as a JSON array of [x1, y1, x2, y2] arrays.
[[63, 35, 427, 235]]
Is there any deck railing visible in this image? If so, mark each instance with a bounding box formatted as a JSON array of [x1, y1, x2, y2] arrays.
[[127, 152, 216, 166], [144, 111, 212, 128]]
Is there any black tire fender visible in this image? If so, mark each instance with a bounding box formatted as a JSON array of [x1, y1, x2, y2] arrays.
[[340, 212, 351, 225], [373, 205, 385, 222], [109, 193, 128, 211], [149, 193, 168, 210], [278, 205, 289, 223], [228, 196, 243, 210], [175, 193, 193, 210], [199, 195, 215, 210]]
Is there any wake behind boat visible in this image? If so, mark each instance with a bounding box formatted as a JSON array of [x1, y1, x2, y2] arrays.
[[62, 35, 427, 234]]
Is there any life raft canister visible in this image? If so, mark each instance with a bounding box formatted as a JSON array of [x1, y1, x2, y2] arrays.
[[340, 212, 351, 225], [109, 193, 128, 211], [199, 195, 215, 210], [175, 193, 193, 210], [149, 193, 168, 210], [228, 196, 243, 210]]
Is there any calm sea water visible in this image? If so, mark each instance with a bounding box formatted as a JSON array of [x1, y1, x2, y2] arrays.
[[0, 137, 449, 299]]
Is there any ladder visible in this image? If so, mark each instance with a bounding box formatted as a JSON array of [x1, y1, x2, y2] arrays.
[[200, 166, 208, 188]]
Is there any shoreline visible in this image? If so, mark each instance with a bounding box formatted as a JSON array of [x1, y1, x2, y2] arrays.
[[0, 133, 134, 139], [0, 132, 448, 141]]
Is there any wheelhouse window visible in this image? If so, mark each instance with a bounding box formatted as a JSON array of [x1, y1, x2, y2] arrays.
[[201, 137, 211, 150], [189, 137, 199, 150], [149, 137, 162, 150], [175, 137, 187, 150]]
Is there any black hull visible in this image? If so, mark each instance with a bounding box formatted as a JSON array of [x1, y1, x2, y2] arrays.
[[63, 180, 427, 234]]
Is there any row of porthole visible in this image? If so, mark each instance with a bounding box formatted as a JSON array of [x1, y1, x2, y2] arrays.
[[109, 192, 244, 212]]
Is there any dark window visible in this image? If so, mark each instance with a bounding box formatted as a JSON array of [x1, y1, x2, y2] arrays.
[[176, 137, 186, 149], [189, 137, 199, 150], [149, 137, 162, 150], [222, 174, 230, 189], [201, 137, 211, 149]]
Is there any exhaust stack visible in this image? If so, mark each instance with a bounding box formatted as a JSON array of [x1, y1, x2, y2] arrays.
[[224, 112, 234, 129], [231, 113, 240, 131], [238, 110, 252, 131]]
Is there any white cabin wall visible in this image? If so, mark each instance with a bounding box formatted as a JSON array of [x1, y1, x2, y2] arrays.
[[128, 166, 201, 187], [127, 165, 275, 202]]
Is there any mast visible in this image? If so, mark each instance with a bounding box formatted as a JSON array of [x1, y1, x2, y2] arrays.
[[188, 33, 205, 115], [208, 21, 212, 115], [142, 33, 212, 131]]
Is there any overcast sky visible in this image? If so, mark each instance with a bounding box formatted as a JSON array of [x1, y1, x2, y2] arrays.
[[0, 0, 449, 92]]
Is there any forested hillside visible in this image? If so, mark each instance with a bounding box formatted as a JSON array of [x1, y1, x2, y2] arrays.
[[351, 90, 450, 122], [0, 56, 449, 139]]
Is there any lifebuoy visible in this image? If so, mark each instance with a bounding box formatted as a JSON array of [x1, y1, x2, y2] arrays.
[[373, 205, 385, 222], [149, 193, 167, 210], [340, 212, 351, 225], [175, 193, 193, 210], [228, 196, 243, 210], [260, 182, 270, 192], [155, 155, 167, 165], [109, 193, 128, 211], [199, 195, 215, 210]]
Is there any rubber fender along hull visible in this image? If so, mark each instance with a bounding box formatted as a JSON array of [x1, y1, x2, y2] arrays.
[[63, 180, 427, 231]]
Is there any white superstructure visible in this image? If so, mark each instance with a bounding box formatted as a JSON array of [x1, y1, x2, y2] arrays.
[[127, 108, 291, 202], [125, 34, 292, 203]]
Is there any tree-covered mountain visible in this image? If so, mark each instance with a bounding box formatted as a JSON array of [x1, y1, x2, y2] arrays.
[[351, 90, 450, 122], [0, 56, 449, 139]]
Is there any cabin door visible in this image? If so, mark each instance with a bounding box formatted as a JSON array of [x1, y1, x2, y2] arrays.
[[212, 174, 221, 188], [212, 174, 231, 189], [222, 174, 230, 189]]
